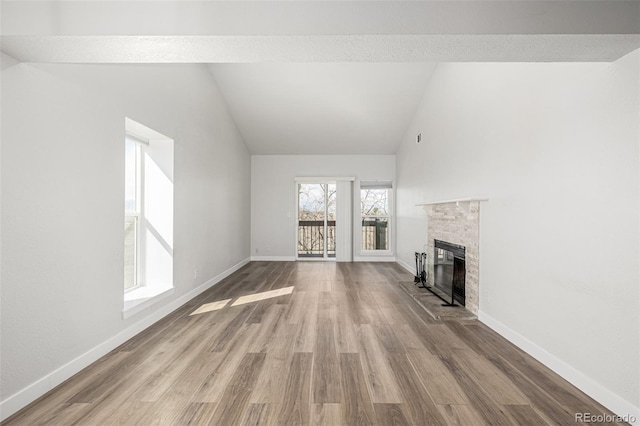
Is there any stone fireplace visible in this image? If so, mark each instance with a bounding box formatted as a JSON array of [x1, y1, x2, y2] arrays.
[[422, 199, 482, 314]]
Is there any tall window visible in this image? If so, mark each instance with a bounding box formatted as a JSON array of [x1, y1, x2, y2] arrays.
[[123, 118, 174, 300], [360, 183, 391, 251], [124, 137, 140, 290]]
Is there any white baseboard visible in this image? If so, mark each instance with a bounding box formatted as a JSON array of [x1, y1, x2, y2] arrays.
[[251, 256, 296, 261], [396, 258, 415, 274], [478, 311, 640, 426], [0, 257, 251, 422], [353, 256, 396, 262]]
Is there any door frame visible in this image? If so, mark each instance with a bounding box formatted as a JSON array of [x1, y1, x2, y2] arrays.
[[293, 177, 355, 262]]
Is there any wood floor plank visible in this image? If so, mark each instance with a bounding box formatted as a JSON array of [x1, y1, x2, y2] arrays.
[[176, 402, 219, 425], [209, 304, 257, 352], [357, 324, 404, 403], [277, 352, 313, 425], [293, 290, 319, 353], [128, 319, 219, 403], [436, 404, 486, 426], [247, 304, 287, 354], [310, 403, 342, 426], [240, 403, 276, 426], [285, 291, 307, 325], [65, 349, 148, 404], [250, 353, 292, 404], [504, 404, 553, 425], [317, 290, 336, 324], [339, 353, 377, 426], [334, 295, 359, 354], [386, 352, 447, 425], [393, 323, 433, 353], [312, 322, 342, 403], [455, 349, 529, 406], [406, 350, 468, 405], [246, 298, 277, 324], [344, 287, 371, 325], [209, 352, 267, 425], [371, 320, 403, 353], [373, 403, 412, 426], [151, 351, 224, 413], [379, 304, 409, 325], [439, 355, 513, 426], [32, 402, 92, 425], [194, 323, 261, 403]]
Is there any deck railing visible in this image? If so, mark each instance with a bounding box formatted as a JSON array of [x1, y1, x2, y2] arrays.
[[298, 219, 388, 256], [361, 218, 388, 250], [298, 220, 335, 257]]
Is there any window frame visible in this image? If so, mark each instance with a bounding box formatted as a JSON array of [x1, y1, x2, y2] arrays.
[[124, 134, 147, 292], [358, 182, 393, 256], [123, 118, 175, 318]]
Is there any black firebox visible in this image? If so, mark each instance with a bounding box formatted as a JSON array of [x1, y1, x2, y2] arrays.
[[433, 239, 466, 306]]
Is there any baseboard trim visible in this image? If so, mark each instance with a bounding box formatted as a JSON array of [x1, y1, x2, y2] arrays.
[[251, 256, 296, 261], [0, 257, 251, 422], [353, 256, 396, 262], [478, 311, 640, 425], [396, 258, 414, 274]]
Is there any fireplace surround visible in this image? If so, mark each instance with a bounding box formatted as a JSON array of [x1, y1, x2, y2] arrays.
[[420, 199, 483, 314]]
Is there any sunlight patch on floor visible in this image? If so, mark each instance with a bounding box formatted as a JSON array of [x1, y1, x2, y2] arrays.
[[231, 286, 294, 307], [189, 299, 232, 316]]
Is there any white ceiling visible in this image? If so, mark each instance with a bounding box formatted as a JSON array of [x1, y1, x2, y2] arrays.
[[2, 0, 638, 155], [209, 63, 435, 155]]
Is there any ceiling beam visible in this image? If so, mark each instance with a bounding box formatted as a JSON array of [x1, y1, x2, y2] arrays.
[[2, 34, 638, 63], [2, 1, 639, 63]]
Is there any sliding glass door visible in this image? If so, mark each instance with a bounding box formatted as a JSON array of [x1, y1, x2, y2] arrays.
[[297, 183, 336, 259]]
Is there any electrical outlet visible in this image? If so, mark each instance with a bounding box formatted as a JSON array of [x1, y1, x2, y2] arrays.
[[194, 269, 199, 280]]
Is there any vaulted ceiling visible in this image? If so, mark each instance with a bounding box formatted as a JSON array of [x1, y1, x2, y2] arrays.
[[2, 1, 638, 155], [209, 63, 435, 155]]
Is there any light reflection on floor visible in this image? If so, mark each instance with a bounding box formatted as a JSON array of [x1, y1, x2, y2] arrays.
[[189, 299, 231, 316], [231, 286, 294, 306], [189, 286, 295, 316]]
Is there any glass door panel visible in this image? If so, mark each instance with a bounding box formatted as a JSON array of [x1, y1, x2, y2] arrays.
[[326, 184, 336, 257], [297, 183, 337, 259], [298, 183, 325, 258]]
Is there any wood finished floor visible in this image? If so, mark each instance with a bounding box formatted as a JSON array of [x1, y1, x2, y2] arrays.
[[3, 262, 622, 425]]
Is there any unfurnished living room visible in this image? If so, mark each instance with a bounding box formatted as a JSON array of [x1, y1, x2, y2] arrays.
[[1, 1, 639, 425]]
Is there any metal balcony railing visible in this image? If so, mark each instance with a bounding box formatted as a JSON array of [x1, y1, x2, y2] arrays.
[[297, 218, 389, 257], [298, 220, 335, 257], [361, 218, 388, 250]]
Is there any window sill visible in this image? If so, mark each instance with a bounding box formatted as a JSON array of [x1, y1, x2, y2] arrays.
[[354, 252, 395, 262], [359, 250, 393, 256], [122, 285, 175, 319]]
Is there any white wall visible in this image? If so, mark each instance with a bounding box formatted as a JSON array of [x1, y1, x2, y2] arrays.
[[0, 56, 251, 417], [396, 51, 640, 417], [251, 155, 395, 260]]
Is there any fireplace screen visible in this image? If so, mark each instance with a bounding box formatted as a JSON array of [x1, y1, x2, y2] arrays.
[[433, 240, 466, 306]]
